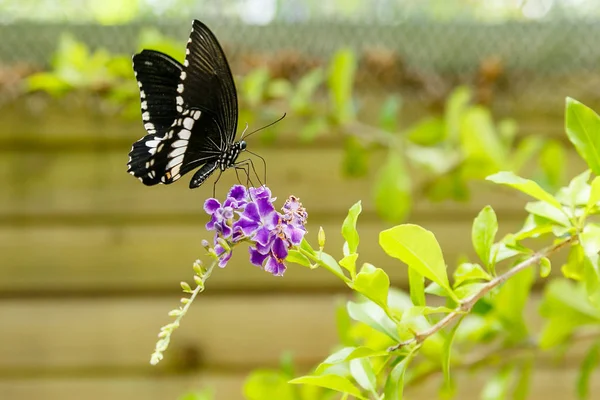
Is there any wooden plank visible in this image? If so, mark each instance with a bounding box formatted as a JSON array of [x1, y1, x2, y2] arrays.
[[0, 294, 593, 373], [0, 148, 587, 219], [0, 218, 553, 293], [1, 368, 599, 400]]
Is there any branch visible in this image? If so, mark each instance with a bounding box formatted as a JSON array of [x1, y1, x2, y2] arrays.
[[388, 236, 576, 352]]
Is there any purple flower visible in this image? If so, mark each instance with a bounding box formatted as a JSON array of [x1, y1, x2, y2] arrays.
[[204, 185, 308, 275]]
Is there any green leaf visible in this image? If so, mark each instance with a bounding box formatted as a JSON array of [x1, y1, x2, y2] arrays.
[[300, 237, 316, 256], [342, 201, 362, 256], [565, 97, 600, 175], [493, 266, 535, 340], [513, 358, 533, 400], [540, 257, 551, 278], [562, 244, 585, 280], [291, 68, 324, 114], [286, 250, 312, 268], [315, 346, 389, 374], [577, 342, 600, 400], [407, 116, 445, 146], [587, 176, 600, 211], [349, 358, 377, 393], [289, 374, 366, 399], [336, 302, 353, 346], [454, 282, 487, 300], [453, 263, 492, 288], [351, 264, 390, 311], [441, 317, 463, 397], [347, 300, 401, 342], [373, 151, 412, 224], [380, 224, 454, 298], [299, 116, 328, 142], [383, 353, 415, 400], [460, 106, 506, 168], [445, 86, 472, 142], [472, 205, 498, 268], [408, 268, 426, 307], [482, 365, 514, 400], [318, 252, 349, 282], [511, 136, 543, 173], [342, 136, 369, 178], [339, 254, 359, 276], [486, 171, 563, 209], [244, 370, 295, 400], [539, 279, 600, 348], [242, 67, 270, 107], [556, 170, 591, 209], [401, 306, 454, 322], [379, 95, 402, 132], [328, 49, 357, 124], [524, 201, 571, 227], [540, 139, 566, 189]]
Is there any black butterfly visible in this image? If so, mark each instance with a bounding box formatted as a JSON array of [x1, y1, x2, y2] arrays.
[[127, 19, 266, 191]]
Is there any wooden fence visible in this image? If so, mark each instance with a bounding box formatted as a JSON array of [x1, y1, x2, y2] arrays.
[[0, 99, 598, 399]]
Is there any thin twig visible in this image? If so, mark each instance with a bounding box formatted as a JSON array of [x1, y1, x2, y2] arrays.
[[388, 236, 576, 352]]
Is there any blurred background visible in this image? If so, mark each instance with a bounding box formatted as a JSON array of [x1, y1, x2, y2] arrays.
[[2, 0, 600, 399]]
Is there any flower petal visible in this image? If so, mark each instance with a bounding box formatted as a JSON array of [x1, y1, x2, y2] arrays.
[[285, 224, 305, 245], [249, 186, 271, 200], [234, 216, 259, 236], [229, 185, 248, 202], [241, 202, 260, 223], [264, 256, 286, 276], [254, 226, 272, 246], [205, 215, 217, 230], [249, 247, 268, 267], [203, 198, 221, 214], [256, 198, 276, 219], [272, 236, 289, 260], [218, 250, 232, 268]]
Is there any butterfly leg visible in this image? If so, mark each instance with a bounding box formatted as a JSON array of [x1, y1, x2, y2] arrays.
[[234, 158, 263, 188], [212, 170, 223, 197], [244, 150, 267, 185]]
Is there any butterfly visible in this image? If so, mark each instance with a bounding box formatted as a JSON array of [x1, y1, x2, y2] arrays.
[[127, 19, 269, 191]]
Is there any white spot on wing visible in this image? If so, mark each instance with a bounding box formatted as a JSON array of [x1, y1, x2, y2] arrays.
[[145, 140, 159, 148], [141, 101, 147, 110], [177, 83, 184, 93], [180, 71, 187, 80], [193, 110, 201, 119], [169, 146, 186, 158], [167, 155, 184, 169], [176, 96, 184, 106], [172, 139, 188, 148], [142, 111, 150, 121], [183, 117, 194, 130], [179, 129, 191, 140]]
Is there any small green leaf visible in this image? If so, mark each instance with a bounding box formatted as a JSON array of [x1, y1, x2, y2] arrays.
[[380, 224, 454, 298], [339, 254, 359, 276], [513, 358, 533, 400], [577, 342, 600, 400], [524, 201, 570, 227], [291, 68, 324, 113], [383, 353, 415, 400], [318, 252, 349, 282], [556, 170, 591, 209], [299, 116, 328, 142], [540, 257, 551, 278], [342, 136, 369, 178], [539, 139, 566, 189], [349, 358, 377, 393], [289, 374, 366, 399], [407, 116, 445, 146], [486, 171, 563, 209], [351, 265, 390, 311], [454, 282, 487, 300], [493, 267, 534, 340], [300, 237, 316, 256], [347, 300, 400, 341], [373, 151, 412, 224], [318, 226, 326, 249], [482, 365, 514, 400], [286, 250, 312, 268], [441, 317, 463, 397], [587, 176, 600, 211], [445, 86, 471, 142], [244, 370, 295, 400], [379, 95, 402, 132], [242, 67, 270, 107], [342, 201, 362, 256], [328, 49, 357, 124], [562, 244, 585, 280], [453, 263, 492, 287], [460, 106, 506, 169], [565, 97, 600, 175], [472, 205, 498, 268], [315, 346, 389, 374], [408, 268, 426, 307], [401, 306, 455, 321]]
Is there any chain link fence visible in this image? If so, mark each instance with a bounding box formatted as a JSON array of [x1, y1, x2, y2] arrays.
[[2, 0, 600, 116]]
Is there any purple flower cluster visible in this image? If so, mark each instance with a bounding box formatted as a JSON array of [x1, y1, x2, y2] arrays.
[[203, 185, 308, 276]]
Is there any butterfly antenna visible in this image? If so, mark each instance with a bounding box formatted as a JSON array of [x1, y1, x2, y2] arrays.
[[241, 113, 286, 140]]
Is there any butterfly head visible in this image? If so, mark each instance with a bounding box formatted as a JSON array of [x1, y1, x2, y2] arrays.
[[239, 140, 247, 151]]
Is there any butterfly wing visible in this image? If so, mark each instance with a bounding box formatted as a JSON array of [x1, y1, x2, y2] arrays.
[[127, 50, 184, 185]]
